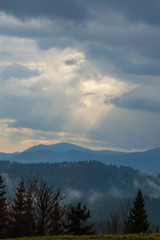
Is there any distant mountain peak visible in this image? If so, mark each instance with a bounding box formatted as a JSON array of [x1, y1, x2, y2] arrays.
[[23, 142, 90, 153], [2, 143, 160, 175]]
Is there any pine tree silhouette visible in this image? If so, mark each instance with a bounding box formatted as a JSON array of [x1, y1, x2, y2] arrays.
[[10, 179, 26, 237], [23, 187, 35, 236], [126, 188, 149, 233], [0, 175, 8, 238], [65, 202, 94, 235]]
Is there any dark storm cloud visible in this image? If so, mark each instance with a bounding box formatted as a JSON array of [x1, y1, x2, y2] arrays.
[[123, 62, 160, 76], [1, 0, 160, 151], [86, 45, 160, 76], [105, 89, 160, 113], [0, 64, 40, 80], [89, 0, 160, 25], [1, 0, 160, 66], [1, 0, 160, 25], [0, 0, 89, 22], [111, 97, 160, 113]]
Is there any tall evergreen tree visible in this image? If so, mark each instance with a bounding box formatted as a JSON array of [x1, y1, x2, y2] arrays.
[[126, 188, 149, 233], [65, 202, 94, 235], [23, 187, 35, 236], [0, 175, 8, 238], [10, 179, 26, 237]]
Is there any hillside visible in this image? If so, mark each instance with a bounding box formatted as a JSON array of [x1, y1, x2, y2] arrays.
[[0, 160, 159, 199], [0, 142, 160, 174], [1, 160, 160, 226]]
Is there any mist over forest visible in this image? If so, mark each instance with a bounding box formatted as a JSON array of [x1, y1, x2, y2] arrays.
[[1, 159, 160, 229]]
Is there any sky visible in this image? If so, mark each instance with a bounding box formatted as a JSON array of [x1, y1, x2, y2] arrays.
[[0, 0, 160, 153]]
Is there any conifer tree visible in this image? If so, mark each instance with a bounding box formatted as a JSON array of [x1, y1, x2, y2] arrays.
[[65, 202, 94, 235], [0, 175, 8, 238], [125, 188, 149, 233], [23, 187, 35, 236], [10, 179, 26, 237]]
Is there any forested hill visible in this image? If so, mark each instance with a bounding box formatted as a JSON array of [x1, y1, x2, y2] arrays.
[[1, 160, 160, 226], [0, 160, 159, 199], [1, 142, 160, 174]]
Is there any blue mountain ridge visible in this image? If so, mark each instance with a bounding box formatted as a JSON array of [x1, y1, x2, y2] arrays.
[[23, 142, 93, 153], [0, 142, 160, 175]]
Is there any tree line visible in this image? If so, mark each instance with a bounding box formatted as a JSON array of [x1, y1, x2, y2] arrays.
[[0, 174, 150, 238], [0, 175, 94, 238]]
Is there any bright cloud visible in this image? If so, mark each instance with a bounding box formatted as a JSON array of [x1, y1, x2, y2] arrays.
[[0, 1, 160, 152]]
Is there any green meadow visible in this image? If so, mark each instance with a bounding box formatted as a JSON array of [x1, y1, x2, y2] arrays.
[[2, 234, 160, 240]]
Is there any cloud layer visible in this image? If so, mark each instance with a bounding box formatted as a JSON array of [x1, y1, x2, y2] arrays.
[[0, 1, 160, 152]]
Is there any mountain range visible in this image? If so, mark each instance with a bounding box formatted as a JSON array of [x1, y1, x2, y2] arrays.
[[0, 142, 160, 175]]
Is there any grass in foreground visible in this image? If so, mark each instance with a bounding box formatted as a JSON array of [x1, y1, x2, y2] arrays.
[[2, 233, 160, 240]]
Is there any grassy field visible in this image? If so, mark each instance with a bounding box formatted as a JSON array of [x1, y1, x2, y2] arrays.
[[2, 233, 160, 240]]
